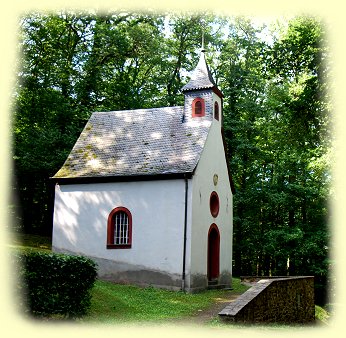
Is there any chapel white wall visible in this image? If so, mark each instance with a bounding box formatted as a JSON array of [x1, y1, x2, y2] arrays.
[[53, 179, 188, 276], [189, 103, 233, 281]]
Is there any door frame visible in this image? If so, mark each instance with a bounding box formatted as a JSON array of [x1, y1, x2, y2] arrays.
[[207, 223, 220, 281]]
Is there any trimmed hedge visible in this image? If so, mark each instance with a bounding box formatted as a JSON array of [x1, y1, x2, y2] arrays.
[[14, 251, 97, 318]]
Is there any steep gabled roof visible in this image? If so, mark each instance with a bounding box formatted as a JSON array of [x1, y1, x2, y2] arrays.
[[53, 106, 212, 179]]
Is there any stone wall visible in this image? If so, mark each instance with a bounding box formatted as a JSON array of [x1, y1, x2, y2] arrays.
[[219, 276, 315, 324]]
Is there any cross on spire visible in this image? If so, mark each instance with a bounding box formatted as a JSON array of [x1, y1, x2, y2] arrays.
[[201, 31, 205, 52]]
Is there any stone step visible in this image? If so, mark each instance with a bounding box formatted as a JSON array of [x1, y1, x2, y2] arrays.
[[208, 281, 231, 290]]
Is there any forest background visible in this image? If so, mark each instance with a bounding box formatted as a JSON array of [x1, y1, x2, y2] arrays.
[[11, 11, 332, 304]]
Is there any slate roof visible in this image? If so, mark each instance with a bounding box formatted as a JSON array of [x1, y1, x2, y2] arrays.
[[181, 50, 216, 92], [53, 106, 212, 179]]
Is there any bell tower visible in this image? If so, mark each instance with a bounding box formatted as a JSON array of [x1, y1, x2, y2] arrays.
[[181, 47, 223, 123]]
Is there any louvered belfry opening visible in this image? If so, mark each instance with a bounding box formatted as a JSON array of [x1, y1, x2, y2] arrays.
[[195, 100, 202, 115], [214, 101, 219, 120]]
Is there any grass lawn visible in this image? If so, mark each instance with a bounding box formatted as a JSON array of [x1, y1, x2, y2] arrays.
[[9, 232, 331, 325], [9, 233, 249, 324], [8, 232, 52, 252], [81, 279, 247, 324]]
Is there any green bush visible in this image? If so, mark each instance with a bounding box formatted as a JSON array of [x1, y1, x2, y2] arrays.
[[315, 305, 330, 324], [14, 251, 97, 318]]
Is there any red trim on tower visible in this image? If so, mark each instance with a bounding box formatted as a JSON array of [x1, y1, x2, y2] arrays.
[[192, 97, 206, 117]]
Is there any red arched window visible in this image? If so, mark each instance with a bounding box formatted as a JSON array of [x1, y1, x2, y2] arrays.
[[192, 98, 205, 117], [107, 207, 132, 249], [210, 191, 220, 218], [214, 101, 219, 121]]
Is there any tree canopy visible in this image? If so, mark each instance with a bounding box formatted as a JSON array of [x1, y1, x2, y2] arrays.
[[12, 11, 331, 304]]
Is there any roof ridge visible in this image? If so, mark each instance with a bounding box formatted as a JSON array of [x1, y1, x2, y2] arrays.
[[93, 106, 184, 115]]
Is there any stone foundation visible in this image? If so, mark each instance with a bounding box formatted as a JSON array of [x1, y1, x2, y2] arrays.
[[53, 247, 232, 293], [86, 255, 184, 290]]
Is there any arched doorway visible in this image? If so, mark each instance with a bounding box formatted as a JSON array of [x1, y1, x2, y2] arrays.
[[207, 224, 220, 281]]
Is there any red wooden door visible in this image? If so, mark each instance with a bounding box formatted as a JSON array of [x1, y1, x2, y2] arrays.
[[208, 224, 220, 281]]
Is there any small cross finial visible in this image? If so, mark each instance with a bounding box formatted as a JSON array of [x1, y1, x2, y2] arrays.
[[201, 31, 205, 52]]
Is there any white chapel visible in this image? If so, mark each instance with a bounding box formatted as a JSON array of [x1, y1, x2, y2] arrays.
[[52, 48, 234, 292]]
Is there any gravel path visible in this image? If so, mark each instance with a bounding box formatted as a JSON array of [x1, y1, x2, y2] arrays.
[[169, 293, 241, 325]]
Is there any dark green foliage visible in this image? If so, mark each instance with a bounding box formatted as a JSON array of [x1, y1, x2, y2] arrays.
[[14, 251, 97, 318], [12, 13, 331, 304], [217, 16, 331, 304]]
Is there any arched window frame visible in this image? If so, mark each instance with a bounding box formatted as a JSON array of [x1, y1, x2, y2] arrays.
[[192, 97, 205, 117], [107, 207, 132, 249], [214, 101, 219, 121]]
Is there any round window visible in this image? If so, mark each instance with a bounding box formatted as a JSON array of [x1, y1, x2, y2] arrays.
[[210, 191, 220, 218]]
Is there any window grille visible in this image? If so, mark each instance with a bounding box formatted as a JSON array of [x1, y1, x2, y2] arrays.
[[107, 207, 132, 249], [113, 211, 129, 245]]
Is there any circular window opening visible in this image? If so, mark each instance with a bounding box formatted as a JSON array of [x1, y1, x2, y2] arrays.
[[210, 191, 220, 218]]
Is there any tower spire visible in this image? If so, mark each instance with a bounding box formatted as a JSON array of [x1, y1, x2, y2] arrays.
[[201, 31, 205, 52], [180, 31, 223, 98]]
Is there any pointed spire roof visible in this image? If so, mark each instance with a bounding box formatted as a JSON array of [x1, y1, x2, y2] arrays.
[[181, 50, 216, 92], [181, 49, 223, 98]]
